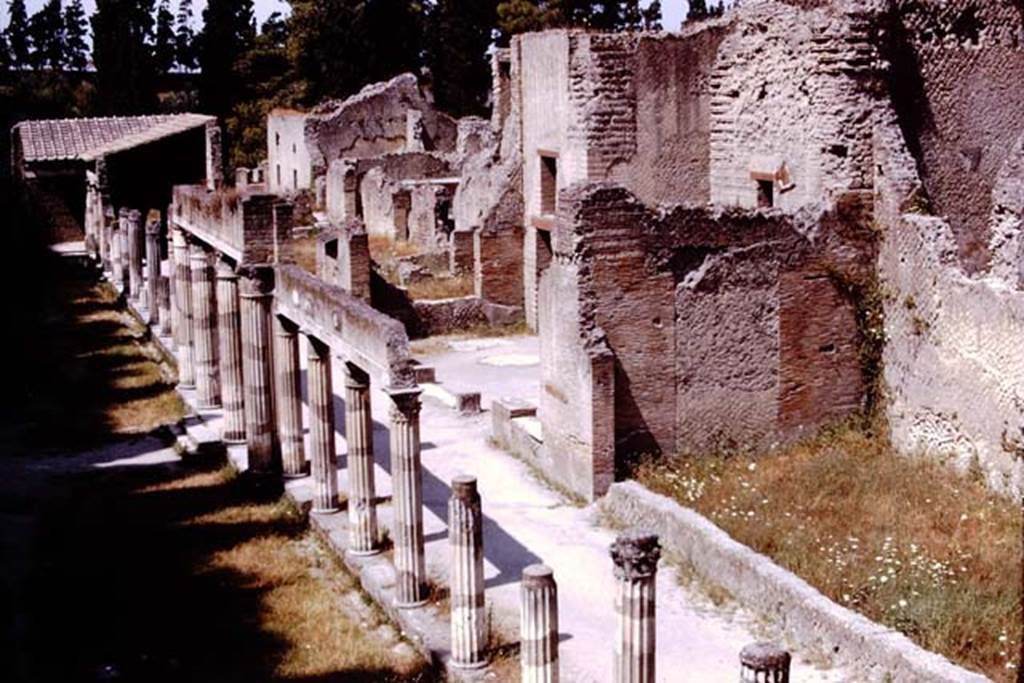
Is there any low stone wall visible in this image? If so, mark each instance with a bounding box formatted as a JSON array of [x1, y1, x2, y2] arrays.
[[599, 482, 989, 683], [172, 184, 292, 265], [274, 264, 416, 389]]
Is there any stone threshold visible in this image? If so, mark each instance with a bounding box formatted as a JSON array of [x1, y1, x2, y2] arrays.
[[598, 481, 991, 683]]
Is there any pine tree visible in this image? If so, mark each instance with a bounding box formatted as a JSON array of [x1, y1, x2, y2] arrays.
[[362, 0, 423, 86], [198, 0, 255, 118], [92, 0, 157, 113], [426, 0, 497, 116], [286, 0, 368, 104], [686, 0, 709, 22], [6, 0, 31, 67], [0, 31, 9, 70], [28, 0, 67, 69], [153, 0, 176, 72], [174, 0, 197, 70], [63, 0, 89, 70]]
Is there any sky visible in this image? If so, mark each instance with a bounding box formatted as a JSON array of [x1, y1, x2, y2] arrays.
[[4, 1, 688, 34]]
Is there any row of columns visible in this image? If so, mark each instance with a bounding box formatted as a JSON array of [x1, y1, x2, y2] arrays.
[[110, 212, 790, 683]]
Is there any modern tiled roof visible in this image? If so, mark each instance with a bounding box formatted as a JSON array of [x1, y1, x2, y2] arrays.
[[14, 113, 215, 163]]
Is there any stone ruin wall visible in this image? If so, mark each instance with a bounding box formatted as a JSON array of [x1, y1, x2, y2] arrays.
[[539, 183, 874, 497], [708, 1, 876, 210], [885, 0, 1024, 270], [305, 73, 458, 179], [874, 82, 1024, 499]]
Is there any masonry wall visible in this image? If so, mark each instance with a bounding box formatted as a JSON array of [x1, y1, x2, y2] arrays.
[[708, 1, 876, 211], [885, 0, 1024, 270], [538, 183, 872, 498], [875, 97, 1024, 499], [267, 111, 312, 194]]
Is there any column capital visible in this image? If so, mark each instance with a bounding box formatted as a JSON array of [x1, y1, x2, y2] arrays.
[[385, 386, 422, 419], [188, 241, 211, 261], [145, 218, 161, 236], [343, 362, 370, 389], [118, 207, 130, 218], [610, 530, 661, 580], [215, 257, 238, 280], [127, 208, 142, 223], [238, 265, 275, 298]]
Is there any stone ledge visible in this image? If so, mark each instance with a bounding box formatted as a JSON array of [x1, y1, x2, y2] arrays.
[[421, 382, 482, 415], [599, 482, 990, 683]]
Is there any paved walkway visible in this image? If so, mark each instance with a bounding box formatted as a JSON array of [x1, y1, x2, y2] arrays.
[[269, 334, 848, 682]]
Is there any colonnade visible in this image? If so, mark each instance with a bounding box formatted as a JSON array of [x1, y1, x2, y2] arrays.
[[95, 206, 791, 683]]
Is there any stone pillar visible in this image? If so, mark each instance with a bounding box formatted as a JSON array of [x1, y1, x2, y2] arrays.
[[306, 335, 339, 512], [127, 209, 144, 303], [158, 257, 172, 337], [610, 530, 661, 683], [240, 266, 277, 472], [145, 218, 161, 324], [739, 643, 791, 683], [344, 363, 379, 554], [275, 316, 305, 477], [387, 388, 427, 607], [449, 475, 487, 669], [115, 209, 129, 292], [216, 259, 246, 443], [521, 564, 559, 683], [101, 206, 114, 271], [190, 242, 221, 409], [172, 228, 195, 388]]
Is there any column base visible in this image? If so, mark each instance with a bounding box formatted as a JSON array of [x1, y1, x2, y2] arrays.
[[282, 470, 308, 480], [449, 659, 488, 671], [348, 547, 382, 558], [312, 505, 341, 515], [395, 598, 429, 610]]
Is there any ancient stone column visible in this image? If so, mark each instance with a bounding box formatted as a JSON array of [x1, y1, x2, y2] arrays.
[[113, 209, 128, 292], [610, 530, 661, 683], [158, 257, 172, 337], [306, 335, 339, 512], [344, 362, 379, 554], [240, 266, 277, 472], [739, 643, 791, 683], [449, 475, 487, 669], [145, 218, 161, 324], [101, 206, 114, 271], [189, 242, 220, 409], [387, 387, 427, 607], [216, 258, 245, 443], [521, 564, 559, 683], [274, 316, 305, 477], [127, 209, 144, 303], [172, 228, 195, 388]]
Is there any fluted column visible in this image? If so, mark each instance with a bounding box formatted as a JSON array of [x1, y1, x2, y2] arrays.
[[100, 206, 114, 271], [172, 228, 195, 387], [387, 387, 427, 607], [240, 266, 277, 472], [190, 242, 220, 409], [610, 530, 661, 683], [739, 643, 791, 683], [275, 316, 305, 476], [216, 259, 245, 442], [306, 335, 339, 512], [158, 257, 172, 337], [521, 564, 559, 683], [145, 218, 161, 324], [127, 209, 144, 303], [344, 362, 379, 554], [450, 476, 486, 669], [113, 209, 128, 292]]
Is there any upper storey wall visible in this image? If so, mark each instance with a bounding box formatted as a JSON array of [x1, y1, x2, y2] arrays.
[[885, 0, 1024, 270], [708, 1, 877, 210], [268, 112, 313, 194]]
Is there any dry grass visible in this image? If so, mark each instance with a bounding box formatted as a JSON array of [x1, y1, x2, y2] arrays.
[[633, 422, 1022, 681], [406, 274, 474, 300], [22, 461, 436, 682], [369, 234, 421, 261], [291, 231, 320, 275]]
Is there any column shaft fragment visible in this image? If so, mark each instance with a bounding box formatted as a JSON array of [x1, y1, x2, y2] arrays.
[[306, 335, 339, 512], [521, 564, 559, 683], [610, 530, 661, 683], [450, 475, 487, 669]]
